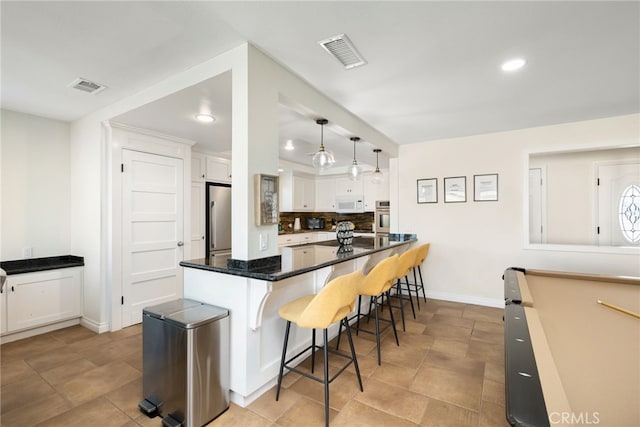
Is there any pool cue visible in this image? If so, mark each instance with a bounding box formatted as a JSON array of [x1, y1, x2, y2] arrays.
[[597, 300, 640, 320]]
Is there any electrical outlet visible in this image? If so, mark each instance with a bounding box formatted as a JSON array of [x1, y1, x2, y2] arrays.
[[259, 234, 268, 251], [23, 247, 33, 258]]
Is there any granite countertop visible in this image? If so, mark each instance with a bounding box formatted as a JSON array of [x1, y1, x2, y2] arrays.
[[180, 234, 416, 281], [0, 255, 85, 275], [278, 229, 374, 235]]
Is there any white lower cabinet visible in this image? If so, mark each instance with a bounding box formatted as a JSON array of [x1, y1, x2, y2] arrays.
[[1, 267, 82, 335], [292, 246, 315, 266]]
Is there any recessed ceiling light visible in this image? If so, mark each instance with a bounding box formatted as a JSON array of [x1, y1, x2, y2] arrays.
[[284, 139, 295, 151], [501, 58, 526, 72], [196, 114, 216, 123], [277, 168, 284, 172]]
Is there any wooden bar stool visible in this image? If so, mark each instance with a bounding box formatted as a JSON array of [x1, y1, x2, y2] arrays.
[[275, 270, 364, 427], [336, 254, 399, 365]]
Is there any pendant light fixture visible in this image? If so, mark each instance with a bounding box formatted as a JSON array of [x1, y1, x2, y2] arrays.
[[311, 119, 335, 170], [371, 148, 383, 184], [347, 136, 362, 181]]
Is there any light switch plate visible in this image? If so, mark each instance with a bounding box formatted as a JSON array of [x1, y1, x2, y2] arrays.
[[260, 234, 268, 251]]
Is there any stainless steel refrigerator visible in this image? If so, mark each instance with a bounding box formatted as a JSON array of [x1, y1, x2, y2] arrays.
[[206, 182, 232, 257]]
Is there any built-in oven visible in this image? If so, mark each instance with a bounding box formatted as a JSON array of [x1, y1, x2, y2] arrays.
[[375, 201, 390, 235]]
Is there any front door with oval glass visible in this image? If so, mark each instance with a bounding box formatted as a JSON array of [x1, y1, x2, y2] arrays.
[[597, 162, 640, 246]]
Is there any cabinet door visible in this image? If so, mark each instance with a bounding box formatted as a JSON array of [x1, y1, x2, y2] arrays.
[[206, 156, 231, 183], [190, 181, 205, 259], [293, 176, 315, 211], [303, 178, 315, 210], [293, 247, 314, 266], [6, 268, 82, 333], [191, 152, 206, 182], [335, 177, 363, 196], [315, 177, 336, 211]]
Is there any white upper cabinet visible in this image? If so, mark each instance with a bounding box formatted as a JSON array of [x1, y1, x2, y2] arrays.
[[335, 176, 364, 196], [206, 156, 232, 183], [191, 152, 206, 183], [293, 176, 315, 211], [315, 177, 336, 211], [191, 153, 232, 184], [279, 172, 315, 212]]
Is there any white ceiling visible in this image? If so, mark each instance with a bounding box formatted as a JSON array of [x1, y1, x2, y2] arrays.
[[2, 1, 638, 170]]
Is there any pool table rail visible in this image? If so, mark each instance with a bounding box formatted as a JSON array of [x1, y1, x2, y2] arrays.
[[503, 268, 550, 427]]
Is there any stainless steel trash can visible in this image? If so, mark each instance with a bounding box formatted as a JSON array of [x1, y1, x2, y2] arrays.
[[140, 298, 230, 427]]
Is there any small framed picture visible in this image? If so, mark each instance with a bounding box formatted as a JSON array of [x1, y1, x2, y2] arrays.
[[474, 174, 499, 201], [254, 174, 279, 225], [444, 176, 466, 203], [417, 178, 438, 203]]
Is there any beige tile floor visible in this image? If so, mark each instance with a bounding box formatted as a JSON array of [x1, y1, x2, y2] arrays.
[[0, 298, 508, 427]]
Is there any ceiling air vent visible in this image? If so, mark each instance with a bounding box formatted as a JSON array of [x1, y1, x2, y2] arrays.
[[68, 77, 107, 94], [318, 34, 367, 70]]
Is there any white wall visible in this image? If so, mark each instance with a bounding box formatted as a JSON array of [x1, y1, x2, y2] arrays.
[[1, 109, 70, 260], [397, 114, 640, 307]]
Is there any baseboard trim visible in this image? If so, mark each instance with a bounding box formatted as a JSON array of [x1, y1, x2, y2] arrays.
[[80, 317, 110, 334], [425, 291, 504, 309], [0, 318, 80, 344]]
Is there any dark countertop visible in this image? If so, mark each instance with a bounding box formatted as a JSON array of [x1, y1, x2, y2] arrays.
[[0, 255, 84, 275], [180, 234, 417, 281], [278, 229, 374, 235]]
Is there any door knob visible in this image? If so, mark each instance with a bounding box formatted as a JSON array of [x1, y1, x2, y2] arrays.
[[177, 241, 184, 247]]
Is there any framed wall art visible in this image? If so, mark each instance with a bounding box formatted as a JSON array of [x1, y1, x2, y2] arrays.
[[474, 173, 498, 201], [254, 174, 279, 225], [444, 176, 466, 203], [417, 178, 438, 203]]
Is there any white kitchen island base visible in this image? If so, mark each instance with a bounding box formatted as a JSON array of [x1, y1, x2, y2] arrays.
[[181, 235, 417, 407], [184, 258, 366, 407]]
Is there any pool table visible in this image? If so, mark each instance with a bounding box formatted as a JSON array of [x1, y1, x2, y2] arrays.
[[503, 268, 640, 427]]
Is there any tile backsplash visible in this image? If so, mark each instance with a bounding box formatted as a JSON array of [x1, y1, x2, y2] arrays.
[[279, 212, 375, 234]]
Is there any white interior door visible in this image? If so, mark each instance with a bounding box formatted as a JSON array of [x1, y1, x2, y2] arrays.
[[122, 149, 184, 327], [597, 162, 640, 246]]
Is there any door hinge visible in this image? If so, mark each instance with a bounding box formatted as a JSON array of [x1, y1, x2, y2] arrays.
[[121, 163, 124, 173], [597, 226, 600, 235], [596, 178, 600, 186], [121, 296, 124, 305]]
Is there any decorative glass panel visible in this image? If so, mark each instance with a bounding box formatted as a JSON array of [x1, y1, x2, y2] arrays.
[[619, 184, 640, 243]]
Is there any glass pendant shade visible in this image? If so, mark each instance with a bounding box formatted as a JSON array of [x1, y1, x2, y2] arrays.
[[312, 119, 334, 170], [312, 148, 335, 170], [371, 148, 383, 184], [348, 136, 362, 181], [348, 161, 362, 181]]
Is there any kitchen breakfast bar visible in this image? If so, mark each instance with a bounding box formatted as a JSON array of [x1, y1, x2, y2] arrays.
[[180, 234, 416, 406]]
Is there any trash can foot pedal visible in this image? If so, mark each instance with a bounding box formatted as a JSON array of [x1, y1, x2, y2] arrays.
[[162, 414, 183, 427], [138, 397, 160, 417]]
